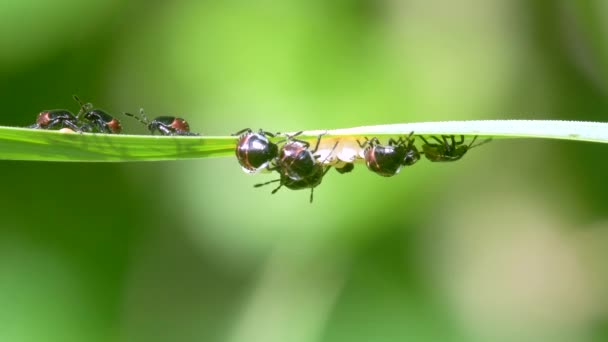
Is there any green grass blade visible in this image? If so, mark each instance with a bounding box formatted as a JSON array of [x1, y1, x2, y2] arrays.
[[0, 126, 235, 162], [1, 120, 607, 162], [310, 120, 608, 142]]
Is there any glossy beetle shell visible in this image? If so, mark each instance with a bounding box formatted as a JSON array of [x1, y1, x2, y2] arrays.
[[235, 132, 279, 173], [33, 110, 80, 130], [150, 116, 191, 134], [364, 144, 406, 177], [84, 109, 122, 133], [277, 141, 318, 181]]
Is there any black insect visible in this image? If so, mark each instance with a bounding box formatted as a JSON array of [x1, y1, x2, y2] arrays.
[[254, 134, 338, 203], [74, 95, 122, 134], [29, 109, 81, 131], [358, 133, 420, 177], [233, 128, 279, 173], [275, 132, 325, 181], [419, 135, 490, 162], [124, 109, 199, 136]]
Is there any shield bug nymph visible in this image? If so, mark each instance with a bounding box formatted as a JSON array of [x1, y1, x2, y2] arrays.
[[358, 132, 419, 177], [124, 108, 199, 136], [275, 131, 326, 181], [419, 135, 491, 162], [254, 139, 338, 203], [233, 128, 279, 173]]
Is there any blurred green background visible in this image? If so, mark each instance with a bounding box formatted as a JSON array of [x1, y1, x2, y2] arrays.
[[2, 1, 608, 341]]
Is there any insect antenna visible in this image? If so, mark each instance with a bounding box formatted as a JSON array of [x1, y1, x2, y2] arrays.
[[271, 183, 283, 194], [123, 108, 150, 126], [232, 128, 252, 136], [254, 179, 281, 188], [468, 136, 492, 150], [72, 95, 93, 120], [139, 108, 150, 124]]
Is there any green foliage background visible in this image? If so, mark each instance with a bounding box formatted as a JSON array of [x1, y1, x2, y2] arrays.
[[2, 1, 608, 341]]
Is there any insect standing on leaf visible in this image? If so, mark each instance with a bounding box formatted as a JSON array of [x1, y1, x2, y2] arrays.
[[274, 131, 325, 181], [254, 132, 338, 203], [28, 109, 81, 131], [358, 132, 420, 177], [124, 108, 199, 136], [233, 128, 279, 173], [419, 135, 491, 162], [73, 95, 122, 134]]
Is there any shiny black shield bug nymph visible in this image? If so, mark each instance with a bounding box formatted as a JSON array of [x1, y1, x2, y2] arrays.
[[419, 135, 491, 162], [73, 95, 122, 134], [275, 132, 326, 181], [29, 109, 81, 131], [124, 109, 199, 136], [233, 128, 279, 173], [358, 132, 419, 177], [254, 138, 338, 203]]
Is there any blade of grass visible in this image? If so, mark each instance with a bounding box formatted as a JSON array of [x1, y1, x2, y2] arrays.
[[305, 120, 608, 142], [1, 120, 607, 162], [0, 126, 235, 162]]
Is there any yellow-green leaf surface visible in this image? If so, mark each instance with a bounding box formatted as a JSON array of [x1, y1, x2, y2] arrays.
[[1, 120, 607, 162], [0, 126, 235, 162]]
